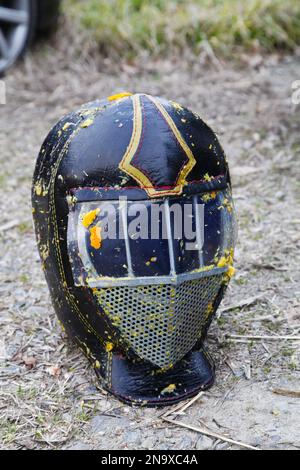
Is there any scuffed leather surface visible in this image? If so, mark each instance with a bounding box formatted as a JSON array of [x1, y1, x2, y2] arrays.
[[102, 347, 215, 406], [56, 94, 229, 195], [32, 93, 232, 406]]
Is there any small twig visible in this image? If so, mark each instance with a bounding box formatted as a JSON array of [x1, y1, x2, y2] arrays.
[[226, 339, 258, 344], [262, 343, 271, 354], [262, 354, 274, 366], [215, 381, 240, 409], [0, 219, 21, 233], [174, 391, 205, 415], [159, 399, 189, 419], [226, 334, 300, 341], [251, 263, 288, 272], [34, 437, 68, 446], [212, 418, 235, 432], [159, 391, 204, 420], [225, 360, 240, 377], [10, 336, 34, 361], [82, 396, 106, 401], [99, 413, 123, 418], [219, 295, 265, 315], [162, 417, 260, 451], [272, 389, 300, 399]]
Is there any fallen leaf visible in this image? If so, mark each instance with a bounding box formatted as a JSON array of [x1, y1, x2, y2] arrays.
[[22, 356, 37, 370], [47, 365, 62, 377]]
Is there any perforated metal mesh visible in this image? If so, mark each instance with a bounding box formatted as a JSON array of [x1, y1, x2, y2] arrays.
[[95, 275, 223, 368]]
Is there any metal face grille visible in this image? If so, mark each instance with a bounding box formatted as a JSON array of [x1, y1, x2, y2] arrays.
[[95, 274, 223, 368]]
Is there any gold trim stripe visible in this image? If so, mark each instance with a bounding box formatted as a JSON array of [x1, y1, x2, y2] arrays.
[[119, 94, 196, 198]]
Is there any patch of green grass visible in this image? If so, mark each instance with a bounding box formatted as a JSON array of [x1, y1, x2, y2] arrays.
[[217, 316, 226, 327], [19, 274, 30, 284], [282, 348, 295, 357], [76, 411, 91, 423], [0, 172, 9, 188], [18, 221, 32, 235], [288, 360, 298, 371], [263, 366, 271, 374], [16, 386, 38, 400], [2, 422, 17, 445], [34, 430, 43, 440], [234, 277, 248, 286], [64, 0, 300, 58]]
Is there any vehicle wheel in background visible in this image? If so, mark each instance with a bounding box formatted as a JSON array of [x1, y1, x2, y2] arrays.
[[0, 0, 61, 75], [0, 0, 36, 75]]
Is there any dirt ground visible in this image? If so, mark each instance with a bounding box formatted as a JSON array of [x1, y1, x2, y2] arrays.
[[0, 48, 300, 450]]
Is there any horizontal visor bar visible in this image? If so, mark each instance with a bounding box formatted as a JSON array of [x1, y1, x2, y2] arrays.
[[67, 189, 236, 287]]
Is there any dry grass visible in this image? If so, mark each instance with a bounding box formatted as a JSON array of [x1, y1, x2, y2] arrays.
[[63, 0, 300, 58]]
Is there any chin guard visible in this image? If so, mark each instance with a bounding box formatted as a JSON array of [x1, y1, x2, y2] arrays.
[[32, 93, 236, 406]]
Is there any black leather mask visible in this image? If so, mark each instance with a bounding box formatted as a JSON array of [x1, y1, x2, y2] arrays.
[[32, 93, 236, 406]]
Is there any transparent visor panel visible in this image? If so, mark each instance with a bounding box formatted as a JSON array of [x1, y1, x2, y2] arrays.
[[67, 189, 237, 287]]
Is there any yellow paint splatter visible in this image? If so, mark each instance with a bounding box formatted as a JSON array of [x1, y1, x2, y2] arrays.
[[219, 198, 233, 213], [34, 180, 48, 197], [40, 244, 49, 262], [81, 118, 94, 128], [217, 257, 228, 268], [226, 265, 236, 279], [217, 248, 234, 268], [146, 257, 157, 266], [105, 342, 114, 352], [35, 183, 42, 196], [90, 226, 102, 250], [205, 302, 214, 320], [161, 384, 176, 395], [57, 319, 66, 333], [204, 173, 213, 182], [171, 101, 184, 111], [217, 248, 236, 282], [62, 122, 72, 131], [80, 109, 93, 117], [82, 209, 100, 228], [202, 191, 217, 203], [108, 92, 133, 102]]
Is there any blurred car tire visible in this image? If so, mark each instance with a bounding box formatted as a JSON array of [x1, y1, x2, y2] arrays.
[[0, 0, 61, 75]]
